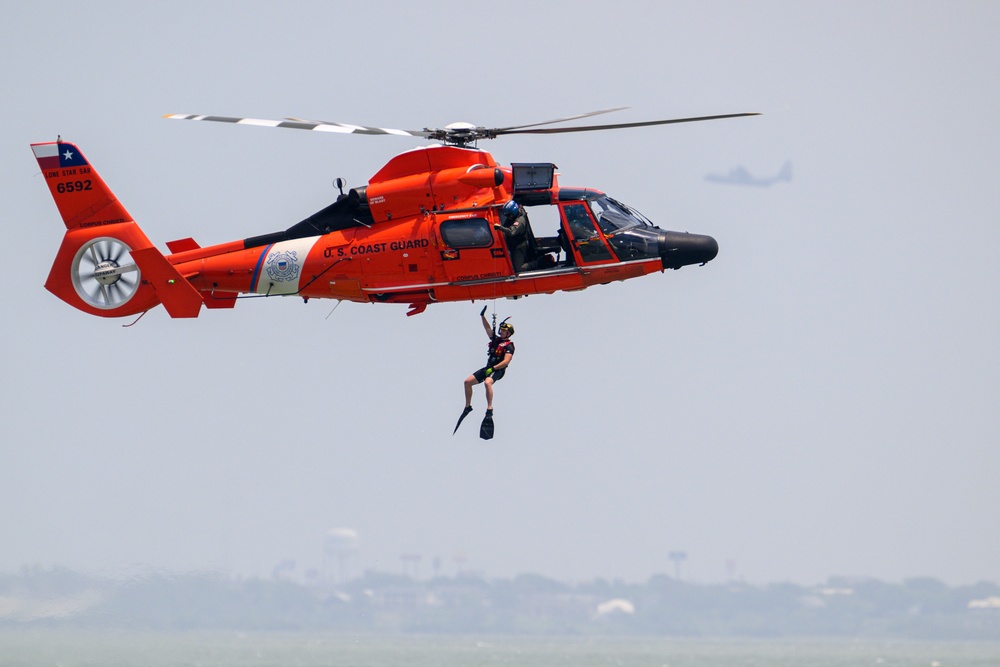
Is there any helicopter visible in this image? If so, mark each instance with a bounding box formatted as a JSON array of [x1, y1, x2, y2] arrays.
[[705, 160, 792, 187], [32, 108, 758, 319]]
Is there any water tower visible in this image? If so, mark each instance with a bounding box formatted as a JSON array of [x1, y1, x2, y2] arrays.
[[324, 527, 359, 584], [400, 553, 422, 580]]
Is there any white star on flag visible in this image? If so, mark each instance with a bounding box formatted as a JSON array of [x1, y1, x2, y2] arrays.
[[62, 150, 74, 161]]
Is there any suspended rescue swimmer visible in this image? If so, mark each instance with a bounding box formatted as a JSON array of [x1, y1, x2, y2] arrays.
[[455, 306, 516, 440]]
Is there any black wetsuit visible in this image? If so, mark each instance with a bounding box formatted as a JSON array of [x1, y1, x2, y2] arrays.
[[473, 336, 515, 382]]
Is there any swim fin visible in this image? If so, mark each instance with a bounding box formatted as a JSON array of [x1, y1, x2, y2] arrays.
[[479, 409, 494, 440], [453, 406, 473, 434]]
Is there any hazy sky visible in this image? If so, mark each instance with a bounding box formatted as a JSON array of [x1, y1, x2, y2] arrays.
[[2, 1, 998, 587]]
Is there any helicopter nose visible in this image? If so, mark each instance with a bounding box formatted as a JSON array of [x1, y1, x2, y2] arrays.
[[658, 231, 719, 269]]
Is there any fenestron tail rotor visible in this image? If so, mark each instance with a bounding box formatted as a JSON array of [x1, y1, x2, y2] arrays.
[[71, 237, 140, 310], [165, 109, 759, 146]]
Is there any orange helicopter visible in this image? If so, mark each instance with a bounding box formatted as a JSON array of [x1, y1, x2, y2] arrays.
[[32, 109, 757, 319]]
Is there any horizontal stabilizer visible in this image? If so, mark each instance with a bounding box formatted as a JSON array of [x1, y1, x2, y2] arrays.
[[167, 237, 200, 253]]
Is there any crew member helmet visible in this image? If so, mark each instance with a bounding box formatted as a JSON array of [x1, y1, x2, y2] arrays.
[[498, 321, 515, 335], [501, 200, 520, 219]]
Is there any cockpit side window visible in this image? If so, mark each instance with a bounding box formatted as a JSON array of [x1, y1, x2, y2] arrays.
[[562, 203, 613, 262], [564, 204, 598, 239]]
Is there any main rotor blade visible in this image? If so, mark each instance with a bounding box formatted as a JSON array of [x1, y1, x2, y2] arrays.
[[284, 117, 435, 138], [494, 107, 630, 132], [496, 112, 761, 136], [166, 110, 761, 146], [288, 109, 632, 136], [165, 114, 433, 138]]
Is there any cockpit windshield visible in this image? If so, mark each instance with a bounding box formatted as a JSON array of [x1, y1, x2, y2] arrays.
[[588, 196, 653, 235], [586, 196, 661, 262]]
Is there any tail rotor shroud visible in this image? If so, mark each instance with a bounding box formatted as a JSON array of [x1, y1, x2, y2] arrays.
[[71, 237, 141, 309]]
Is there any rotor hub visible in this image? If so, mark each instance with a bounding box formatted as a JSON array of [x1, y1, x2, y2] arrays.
[[94, 259, 122, 285]]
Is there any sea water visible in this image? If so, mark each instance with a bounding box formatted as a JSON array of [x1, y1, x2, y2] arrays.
[[0, 631, 997, 667]]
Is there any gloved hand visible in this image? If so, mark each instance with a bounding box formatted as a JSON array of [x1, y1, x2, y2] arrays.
[[485, 367, 494, 377], [480, 305, 487, 317], [493, 223, 502, 230]]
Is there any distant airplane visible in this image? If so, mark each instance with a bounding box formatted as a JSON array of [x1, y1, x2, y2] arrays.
[[705, 161, 792, 187]]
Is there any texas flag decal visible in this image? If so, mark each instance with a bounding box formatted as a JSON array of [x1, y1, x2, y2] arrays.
[[31, 142, 90, 170]]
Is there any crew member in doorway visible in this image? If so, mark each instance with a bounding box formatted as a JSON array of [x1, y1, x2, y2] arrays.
[[495, 200, 529, 272]]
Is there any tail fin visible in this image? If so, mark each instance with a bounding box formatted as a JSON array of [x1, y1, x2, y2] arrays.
[[32, 140, 203, 318], [31, 141, 133, 231], [778, 161, 793, 182]]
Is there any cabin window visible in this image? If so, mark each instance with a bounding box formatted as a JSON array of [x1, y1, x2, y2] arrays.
[[440, 218, 493, 248]]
